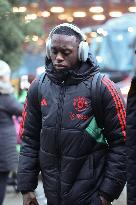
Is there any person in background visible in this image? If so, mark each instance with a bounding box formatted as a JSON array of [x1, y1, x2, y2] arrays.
[[17, 23, 126, 205], [0, 60, 23, 205], [126, 74, 136, 205]]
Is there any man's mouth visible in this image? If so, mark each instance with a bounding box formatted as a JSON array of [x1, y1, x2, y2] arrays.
[[54, 64, 67, 69]]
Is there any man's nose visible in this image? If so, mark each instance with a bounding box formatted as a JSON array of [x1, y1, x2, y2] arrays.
[[56, 52, 64, 61]]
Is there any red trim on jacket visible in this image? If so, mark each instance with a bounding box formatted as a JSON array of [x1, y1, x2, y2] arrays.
[[102, 78, 126, 140], [105, 78, 126, 124], [19, 99, 28, 139]]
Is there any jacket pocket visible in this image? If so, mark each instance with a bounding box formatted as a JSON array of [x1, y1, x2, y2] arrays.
[[40, 127, 57, 153], [76, 154, 95, 180]]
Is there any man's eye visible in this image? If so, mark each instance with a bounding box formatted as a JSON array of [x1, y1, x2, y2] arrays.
[[64, 51, 71, 55], [51, 50, 57, 54]]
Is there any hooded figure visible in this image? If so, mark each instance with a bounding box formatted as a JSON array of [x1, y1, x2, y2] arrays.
[[0, 60, 14, 94], [0, 60, 23, 205], [17, 23, 126, 205]]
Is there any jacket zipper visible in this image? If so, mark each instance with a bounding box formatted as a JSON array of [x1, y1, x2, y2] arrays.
[[56, 81, 65, 202]]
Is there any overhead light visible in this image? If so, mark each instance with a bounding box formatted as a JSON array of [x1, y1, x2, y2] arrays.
[[67, 16, 74, 22], [41, 11, 50, 17], [13, 6, 27, 13], [19, 7, 27, 12], [128, 6, 136, 12], [109, 11, 122, 17], [92, 14, 106, 21], [58, 14, 73, 22], [58, 14, 68, 20], [32, 35, 39, 42], [73, 11, 86, 17], [89, 6, 104, 13], [25, 14, 37, 21], [50, 7, 64, 13], [13, 7, 19, 12]]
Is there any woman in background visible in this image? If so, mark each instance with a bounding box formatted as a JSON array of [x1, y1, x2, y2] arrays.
[[0, 60, 23, 205]]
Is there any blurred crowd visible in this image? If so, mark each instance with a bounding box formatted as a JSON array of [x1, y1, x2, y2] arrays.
[[0, 60, 23, 205]]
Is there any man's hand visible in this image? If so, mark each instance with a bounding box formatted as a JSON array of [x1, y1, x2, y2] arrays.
[[23, 192, 39, 205], [100, 196, 112, 205]]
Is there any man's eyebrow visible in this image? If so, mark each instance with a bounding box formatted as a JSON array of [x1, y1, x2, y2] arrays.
[[51, 46, 72, 50]]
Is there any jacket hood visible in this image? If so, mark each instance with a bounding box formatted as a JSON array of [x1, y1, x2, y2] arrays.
[[45, 53, 99, 85]]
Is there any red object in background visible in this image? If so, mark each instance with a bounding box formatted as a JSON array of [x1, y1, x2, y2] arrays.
[[12, 116, 22, 144]]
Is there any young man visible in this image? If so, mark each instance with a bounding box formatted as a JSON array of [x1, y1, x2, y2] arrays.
[[17, 23, 126, 205], [126, 75, 136, 205]]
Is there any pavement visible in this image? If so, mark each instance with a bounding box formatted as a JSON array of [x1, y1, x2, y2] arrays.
[[3, 181, 126, 205]]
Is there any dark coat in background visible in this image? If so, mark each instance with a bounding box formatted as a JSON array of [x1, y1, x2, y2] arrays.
[[0, 82, 23, 172], [127, 76, 136, 205]]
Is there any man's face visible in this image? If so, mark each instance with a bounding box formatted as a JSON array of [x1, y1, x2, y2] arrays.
[[50, 34, 80, 71]]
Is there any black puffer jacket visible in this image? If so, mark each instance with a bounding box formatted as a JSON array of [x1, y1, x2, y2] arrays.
[[126, 76, 136, 205], [17, 57, 126, 205], [0, 93, 23, 172]]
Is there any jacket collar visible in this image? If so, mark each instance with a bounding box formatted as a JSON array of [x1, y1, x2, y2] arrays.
[[45, 54, 99, 85]]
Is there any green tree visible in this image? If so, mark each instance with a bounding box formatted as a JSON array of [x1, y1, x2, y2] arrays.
[[0, 0, 44, 70]]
